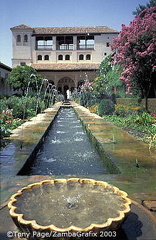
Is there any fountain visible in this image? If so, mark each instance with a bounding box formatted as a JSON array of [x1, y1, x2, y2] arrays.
[[8, 178, 131, 239], [20, 107, 112, 175], [43, 82, 57, 108]]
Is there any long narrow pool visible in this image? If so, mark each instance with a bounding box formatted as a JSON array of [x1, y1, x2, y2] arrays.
[[27, 107, 109, 175]]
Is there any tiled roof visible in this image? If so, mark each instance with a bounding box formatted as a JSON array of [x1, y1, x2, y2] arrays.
[[0, 62, 12, 71], [31, 63, 100, 71], [11, 25, 119, 34], [10, 24, 33, 30], [33, 26, 118, 35]]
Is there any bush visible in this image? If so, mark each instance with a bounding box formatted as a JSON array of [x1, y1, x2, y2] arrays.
[[79, 92, 90, 107], [0, 95, 46, 142], [0, 96, 46, 119], [79, 92, 100, 107], [0, 98, 8, 113], [0, 109, 23, 141], [98, 99, 115, 116], [0, 95, 46, 121]]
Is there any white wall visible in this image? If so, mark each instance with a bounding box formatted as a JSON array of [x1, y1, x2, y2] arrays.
[[12, 30, 118, 66], [12, 30, 33, 67]]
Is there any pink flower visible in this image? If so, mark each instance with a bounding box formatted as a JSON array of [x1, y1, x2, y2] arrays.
[[111, 6, 156, 96]]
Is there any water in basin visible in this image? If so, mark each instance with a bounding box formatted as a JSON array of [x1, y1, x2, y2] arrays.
[[13, 181, 126, 228]]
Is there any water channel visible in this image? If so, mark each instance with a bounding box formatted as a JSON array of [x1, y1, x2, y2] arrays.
[[26, 107, 109, 175]]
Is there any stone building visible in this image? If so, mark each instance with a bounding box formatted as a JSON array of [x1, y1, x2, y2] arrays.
[[0, 62, 14, 95], [11, 24, 118, 94]]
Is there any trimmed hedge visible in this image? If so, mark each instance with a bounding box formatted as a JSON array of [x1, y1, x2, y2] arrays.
[[98, 99, 115, 116]]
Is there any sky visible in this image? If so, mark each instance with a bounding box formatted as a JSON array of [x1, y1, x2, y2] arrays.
[[0, 0, 148, 67]]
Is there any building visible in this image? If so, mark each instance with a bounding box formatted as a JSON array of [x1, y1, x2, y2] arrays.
[[0, 62, 14, 95], [11, 24, 119, 94]]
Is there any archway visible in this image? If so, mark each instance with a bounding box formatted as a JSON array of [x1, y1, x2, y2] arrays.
[[57, 77, 75, 98], [64, 85, 69, 100]]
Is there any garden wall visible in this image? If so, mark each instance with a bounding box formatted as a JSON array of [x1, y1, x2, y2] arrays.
[[116, 98, 156, 114]]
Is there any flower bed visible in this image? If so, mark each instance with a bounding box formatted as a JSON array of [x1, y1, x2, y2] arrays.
[[0, 109, 23, 141]]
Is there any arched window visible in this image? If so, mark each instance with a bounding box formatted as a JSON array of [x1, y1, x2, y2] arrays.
[[86, 54, 91, 60], [24, 34, 28, 42], [65, 55, 70, 60], [38, 55, 42, 60], [44, 55, 49, 60], [58, 55, 63, 60], [17, 35, 21, 43], [79, 54, 84, 60]]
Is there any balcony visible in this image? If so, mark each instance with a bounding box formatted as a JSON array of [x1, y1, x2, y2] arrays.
[[77, 44, 94, 50], [36, 45, 53, 50], [56, 44, 74, 50], [36, 36, 53, 50]]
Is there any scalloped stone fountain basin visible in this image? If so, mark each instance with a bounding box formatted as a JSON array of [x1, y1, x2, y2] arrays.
[[8, 178, 131, 237]]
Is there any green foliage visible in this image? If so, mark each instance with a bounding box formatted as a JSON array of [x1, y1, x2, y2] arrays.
[[103, 109, 156, 148], [98, 99, 115, 116], [134, 112, 152, 125], [133, 0, 156, 16], [3, 96, 46, 119], [93, 55, 124, 98], [114, 104, 145, 117], [7, 65, 43, 95], [79, 92, 99, 107], [112, 7, 156, 110], [0, 97, 8, 113], [0, 95, 46, 141], [0, 109, 23, 140]]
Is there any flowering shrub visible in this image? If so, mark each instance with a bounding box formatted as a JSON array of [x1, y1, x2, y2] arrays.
[[0, 96, 46, 119], [0, 109, 13, 124], [0, 95, 46, 142], [0, 109, 23, 139], [80, 79, 93, 92], [111, 7, 156, 111]]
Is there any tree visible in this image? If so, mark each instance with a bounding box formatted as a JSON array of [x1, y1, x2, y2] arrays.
[[133, 0, 156, 16], [111, 7, 156, 111], [7, 65, 43, 96], [93, 55, 123, 99]]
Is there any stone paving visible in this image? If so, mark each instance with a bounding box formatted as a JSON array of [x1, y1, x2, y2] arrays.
[[0, 101, 156, 239]]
